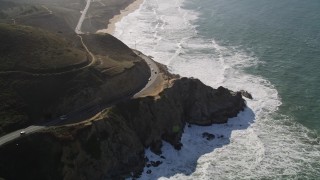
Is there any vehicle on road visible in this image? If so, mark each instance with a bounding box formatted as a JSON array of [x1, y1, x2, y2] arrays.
[[60, 115, 67, 120], [20, 131, 26, 135], [148, 78, 151, 81]]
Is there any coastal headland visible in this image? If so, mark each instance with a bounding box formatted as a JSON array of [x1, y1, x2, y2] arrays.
[[0, 0, 250, 179]]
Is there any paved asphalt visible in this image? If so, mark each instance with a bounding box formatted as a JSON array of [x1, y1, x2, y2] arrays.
[[0, 50, 160, 146], [132, 49, 160, 98], [75, 0, 91, 34], [0, 126, 42, 145], [0, 0, 160, 147]]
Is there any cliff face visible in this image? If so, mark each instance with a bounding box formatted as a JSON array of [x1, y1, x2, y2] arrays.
[[0, 78, 246, 179], [115, 77, 246, 153], [0, 115, 145, 180], [0, 26, 150, 136]]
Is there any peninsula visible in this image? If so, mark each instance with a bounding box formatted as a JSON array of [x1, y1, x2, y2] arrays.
[[0, 0, 249, 179]]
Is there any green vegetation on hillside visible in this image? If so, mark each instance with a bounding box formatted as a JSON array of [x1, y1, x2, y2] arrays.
[[82, 33, 140, 76], [1, 5, 42, 17], [0, 23, 87, 71], [0, 0, 83, 37], [0, 23, 149, 136]]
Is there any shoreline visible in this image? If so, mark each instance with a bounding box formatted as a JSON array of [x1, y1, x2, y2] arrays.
[[96, 0, 144, 35]]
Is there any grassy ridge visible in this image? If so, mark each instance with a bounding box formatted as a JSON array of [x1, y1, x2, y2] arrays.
[[0, 24, 91, 134], [0, 23, 87, 71], [0, 23, 149, 136], [82, 33, 141, 76]]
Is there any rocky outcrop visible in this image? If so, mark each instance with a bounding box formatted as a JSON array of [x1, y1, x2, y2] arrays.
[[0, 31, 150, 136], [0, 77, 246, 179], [115, 77, 246, 153], [0, 112, 146, 180], [239, 90, 253, 99]]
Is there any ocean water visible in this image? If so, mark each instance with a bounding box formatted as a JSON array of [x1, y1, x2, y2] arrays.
[[113, 0, 320, 179]]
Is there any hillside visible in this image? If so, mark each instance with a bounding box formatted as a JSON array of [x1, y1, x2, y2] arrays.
[[0, 0, 137, 34], [0, 78, 246, 179], [0, 24, 149, 136], [0, 1, 251, 179], [0, 24, 87, 71]]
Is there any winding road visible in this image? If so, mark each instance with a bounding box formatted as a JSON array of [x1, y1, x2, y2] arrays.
[[0, 35, 97, 77], [132, 49, 160, 98], [75, 0, 92, 34], [77, 34, 97, 66], [0, 51, 159, 146], [0, 0, 160, 146], [41, 5, 53, 14]]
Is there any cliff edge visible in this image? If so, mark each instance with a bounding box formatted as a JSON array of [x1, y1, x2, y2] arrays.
[[0, 24, 150, 136], [0, 77, 246, 179]]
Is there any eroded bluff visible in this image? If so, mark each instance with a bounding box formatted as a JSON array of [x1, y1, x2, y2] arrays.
[[0, 77, 246, 180]]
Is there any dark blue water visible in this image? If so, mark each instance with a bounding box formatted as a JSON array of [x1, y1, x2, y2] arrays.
[[185, 0, 320, 132]]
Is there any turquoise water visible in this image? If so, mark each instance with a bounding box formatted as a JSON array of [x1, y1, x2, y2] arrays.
[[185, 0, 320, 132], [114, 0, 320, 178]]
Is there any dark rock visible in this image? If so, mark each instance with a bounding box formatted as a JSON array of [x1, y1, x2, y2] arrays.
[[217, 135, 224, 139], [160, 156, 166, 159], [0, 77, 246, 180], [202, 132, 215, 140], [146, 170, 152, 174], [150, 161, 156, 166], [239, 90, 253, 99], [150, 161, 162, 167], [132, 173, 141, 179], [174, 142, 183, 150], [156, 161, 162, 166], [150, 140, 162, 155], [116, 78, 245, 154]]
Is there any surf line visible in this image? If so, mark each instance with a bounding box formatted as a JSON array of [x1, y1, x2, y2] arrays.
[[75, 0, 92, 34]]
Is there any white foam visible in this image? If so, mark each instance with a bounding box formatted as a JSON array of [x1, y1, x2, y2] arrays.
[[115, 0, 320, 179]]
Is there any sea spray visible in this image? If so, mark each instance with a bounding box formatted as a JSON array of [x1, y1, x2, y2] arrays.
[[114, 0, 320, 179]]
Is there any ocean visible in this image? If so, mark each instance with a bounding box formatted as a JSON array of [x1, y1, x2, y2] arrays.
[[113, 0, 320, 179]]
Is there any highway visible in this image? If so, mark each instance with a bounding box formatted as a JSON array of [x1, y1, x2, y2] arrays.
[[0, 35, 96, 76], [0, 0, 160, 147], [0, 126, 42, 144], [41, 5, 53, 14], [0, 4, 97, 77], [0, 50, 160, 146], [132, 50, 160, 98], [75, 0, 92, 34]]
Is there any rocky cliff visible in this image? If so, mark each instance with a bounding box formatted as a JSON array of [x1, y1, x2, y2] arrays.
[[0, 25, 150, 136], [115, 77, 246, 153], [0, 77, 246, 180]]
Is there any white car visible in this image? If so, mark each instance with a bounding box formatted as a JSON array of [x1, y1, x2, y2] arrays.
[[60, 115, 67, 120], [20, 131, 26, 135]]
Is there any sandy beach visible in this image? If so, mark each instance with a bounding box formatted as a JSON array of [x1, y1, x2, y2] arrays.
[[97, 0, 144, 34]]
